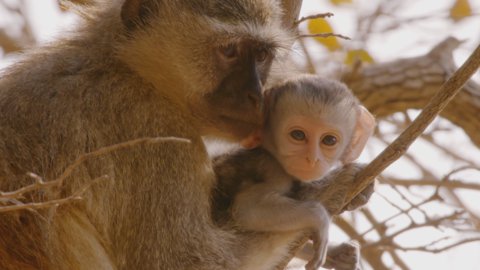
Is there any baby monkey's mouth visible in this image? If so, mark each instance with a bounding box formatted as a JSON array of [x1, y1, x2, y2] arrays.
[[283, 163, 326, 182]]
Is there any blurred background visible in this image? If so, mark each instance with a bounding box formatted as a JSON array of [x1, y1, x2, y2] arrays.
[[0, 0, 479, 269]]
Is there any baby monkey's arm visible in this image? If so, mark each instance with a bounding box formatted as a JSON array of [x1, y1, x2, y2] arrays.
[[232, 178, 330, 270]]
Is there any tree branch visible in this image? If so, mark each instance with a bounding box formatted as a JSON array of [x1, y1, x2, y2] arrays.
[[343, 37, 480, 147], [343, 40, 480, 209], [0, 137, 190, 212], [0, 175, 108, 213], [298, 32, 351, 40], [295, 12, 334, 25]]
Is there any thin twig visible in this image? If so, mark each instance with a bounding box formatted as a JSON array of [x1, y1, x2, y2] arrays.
[[0, 173, 56, 199], [0, 175, 108, 213], [295, 12, 334, 25], [55, 136, 190, 187], [0, 196, 82, 213], [0, 137, 190, 212], [298, 33, 351, 40], [389, 237, 480, 254], [386, 178, 480, 191]]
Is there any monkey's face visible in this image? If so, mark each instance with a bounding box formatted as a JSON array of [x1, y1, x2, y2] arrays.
[[266, 114, 352, 182], [180, 23, 289, 141], [199, 39, 278, 140], [117, 0, 290, 141]]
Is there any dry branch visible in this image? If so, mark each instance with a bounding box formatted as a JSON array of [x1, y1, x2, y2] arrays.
[[343, 38, 480, 147], [343, 41, 480, 208], [385, 178, 480, 191], [0, 137, 190, 213], [0, 175, 107, 213], [54, 137, 190, 187], [298, 32, 351, 40], [295, 12, 334, 25]]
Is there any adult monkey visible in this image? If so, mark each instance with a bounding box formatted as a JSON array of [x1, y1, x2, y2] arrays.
[[0, 0, 372, 269]]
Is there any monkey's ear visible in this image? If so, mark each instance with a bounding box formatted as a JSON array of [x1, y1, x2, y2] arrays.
[[240, 129, 263, 149], [341, 106, 376, 163], [121, 0, 156, 30], [239, 89, 272, 149]]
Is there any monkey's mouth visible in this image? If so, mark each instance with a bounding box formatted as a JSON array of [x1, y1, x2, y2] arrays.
[[284, 164, 325, 182]]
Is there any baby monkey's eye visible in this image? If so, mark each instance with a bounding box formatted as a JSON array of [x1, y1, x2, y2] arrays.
[[290, 130, 306, 141], [321, 135, 338, 146]]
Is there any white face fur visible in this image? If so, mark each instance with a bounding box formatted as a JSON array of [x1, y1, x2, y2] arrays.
[[265, 108, 355, 181]]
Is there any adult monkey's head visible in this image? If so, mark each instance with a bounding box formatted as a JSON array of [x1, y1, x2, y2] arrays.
[[117, 0, 293, 141]]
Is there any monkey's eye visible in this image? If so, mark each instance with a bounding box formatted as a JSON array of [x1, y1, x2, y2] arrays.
[[321, 135, 338, 146], [290, 130, 306, 141], [220, 44, 238, 60], [256, 48, 269, 62]]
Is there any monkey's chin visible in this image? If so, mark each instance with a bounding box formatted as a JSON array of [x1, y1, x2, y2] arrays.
[[285, 167, 325, 182]]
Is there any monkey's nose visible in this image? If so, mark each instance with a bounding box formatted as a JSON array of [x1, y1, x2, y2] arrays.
[[306, 156, 319, 167], [306, 146, 321, 167]]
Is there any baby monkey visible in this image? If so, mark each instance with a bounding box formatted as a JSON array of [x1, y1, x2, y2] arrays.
[[213, 74, 375, 270]]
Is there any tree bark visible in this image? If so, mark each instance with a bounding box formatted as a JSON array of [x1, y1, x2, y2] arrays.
[[342, 37, 480, 147]]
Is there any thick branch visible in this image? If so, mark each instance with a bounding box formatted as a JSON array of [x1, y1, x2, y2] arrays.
[[343, 40, 480, 208], [343, 38, 480, 147]]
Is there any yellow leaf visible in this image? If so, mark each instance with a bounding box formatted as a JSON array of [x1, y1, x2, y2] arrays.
[[330, 0, 353, 5], [450, 0, 472, 22], [344, 49, 374, 65], [307, 18, 341, 52]]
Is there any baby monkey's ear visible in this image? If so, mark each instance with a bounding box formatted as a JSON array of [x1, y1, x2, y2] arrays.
[[240, 129, 263, 149], [240, 87, 276, 149], [341, 106, 376, 163]]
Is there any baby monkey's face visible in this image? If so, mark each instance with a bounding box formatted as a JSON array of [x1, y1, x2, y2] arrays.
[[270, 114, 351, 181]]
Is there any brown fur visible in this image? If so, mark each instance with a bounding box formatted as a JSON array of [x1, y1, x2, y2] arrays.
[[211, 76, 375, 270], [213, 149, 372, 270], [0, 0, 295, 269]]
